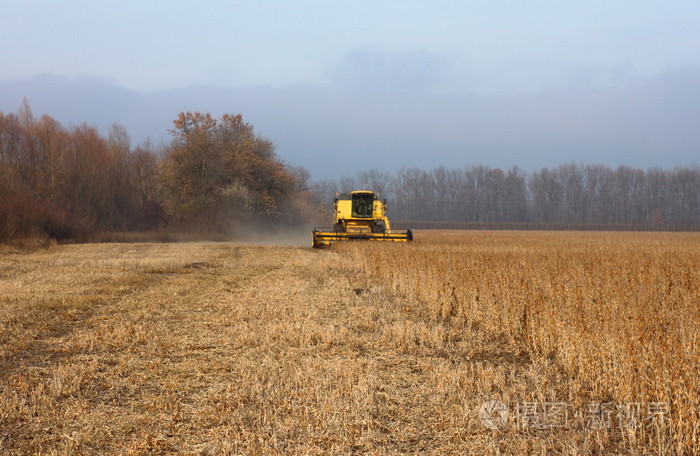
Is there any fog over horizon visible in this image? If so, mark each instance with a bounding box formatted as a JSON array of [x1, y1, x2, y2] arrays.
[[1, 65, 698, 180]]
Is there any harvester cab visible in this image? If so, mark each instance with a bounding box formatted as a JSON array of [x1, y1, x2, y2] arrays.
[[312, 191, 413, 248]]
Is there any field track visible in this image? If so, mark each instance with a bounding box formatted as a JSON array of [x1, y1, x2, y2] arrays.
[[1, 233, 698, 454]]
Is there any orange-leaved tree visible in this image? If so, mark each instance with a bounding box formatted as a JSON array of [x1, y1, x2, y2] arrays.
[[159, 112, 300, 232]]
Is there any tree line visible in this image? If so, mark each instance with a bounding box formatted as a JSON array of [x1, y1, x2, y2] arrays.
[[314, 164, 700, 226], [3, 101, 698, 241], [0, 102, 314, 241]]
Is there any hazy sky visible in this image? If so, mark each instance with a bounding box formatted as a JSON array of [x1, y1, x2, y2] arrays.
[[1, 1, 699, 177], [4, 0, 700, 92]]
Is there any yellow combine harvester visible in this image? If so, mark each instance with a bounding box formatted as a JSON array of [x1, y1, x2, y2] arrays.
[[312, 190, 413, 248]]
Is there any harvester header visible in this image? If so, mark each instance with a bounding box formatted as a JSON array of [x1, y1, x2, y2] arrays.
[[312, 190, 413, 248]]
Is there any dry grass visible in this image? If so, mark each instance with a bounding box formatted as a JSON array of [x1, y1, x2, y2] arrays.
[[0, 232, 697, 454]]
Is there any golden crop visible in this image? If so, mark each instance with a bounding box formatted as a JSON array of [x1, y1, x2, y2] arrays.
[[342, 230, 700, 453]]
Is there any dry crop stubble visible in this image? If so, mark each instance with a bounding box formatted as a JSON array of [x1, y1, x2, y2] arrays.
[[0, 241, 512, 454]]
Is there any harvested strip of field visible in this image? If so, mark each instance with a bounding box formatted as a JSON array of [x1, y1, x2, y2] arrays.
[[1, 234, 696, 454], [0, 242, 501, 455]]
